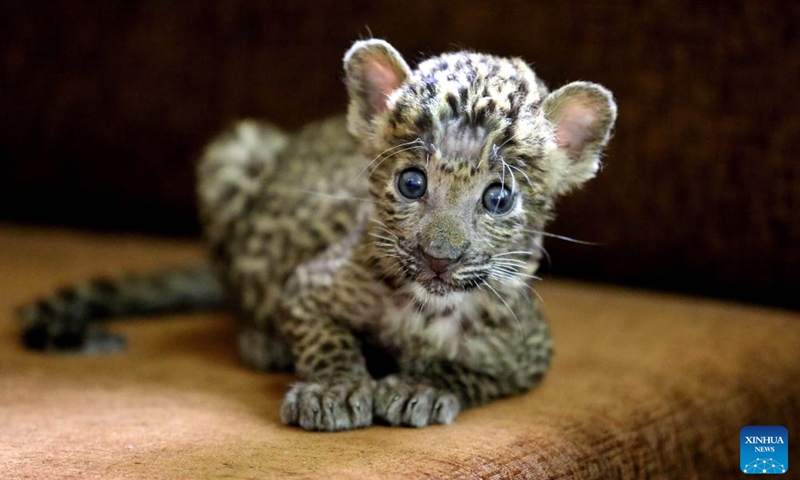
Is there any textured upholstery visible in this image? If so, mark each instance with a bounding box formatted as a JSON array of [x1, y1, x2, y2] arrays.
[[1, 1, 799, 307], [3, 227, 798, 479]]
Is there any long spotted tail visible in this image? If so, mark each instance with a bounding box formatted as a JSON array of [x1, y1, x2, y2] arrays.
[[18, 264, 227, 353]]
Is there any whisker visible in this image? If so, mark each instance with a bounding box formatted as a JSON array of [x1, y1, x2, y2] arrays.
[[532, 242, 552, 267], [489, 273, 545, 306], [482, 280, 522, 336], [508, 164, 534, 191], [369, 218, 390, 228], [500, 159, 506, 195], [502, 158, 517, 193], [527, 284, 545, 305], [371, 225, 397, 237], [492, 258, 529, 266], [488, 272, 520, 284], [493, 251, 537, 258], [493, 265, 532, 274], [357, 139, 425, 179], [368, 232, 397, 242], [376, 258, 405, 283], [525, 229, 599, 245], [368, 145, 428, 178], [496, 131, 520, 151], [492, 267, 541, 281]]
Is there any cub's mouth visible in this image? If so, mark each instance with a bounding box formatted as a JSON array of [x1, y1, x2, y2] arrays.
[[414, 262, 486, 296], [391, 245, 486, 295], [419, 275, 457, 296], [414, 248, 459, 295]]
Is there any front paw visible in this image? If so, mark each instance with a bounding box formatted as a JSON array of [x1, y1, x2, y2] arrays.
[[280, 378, 374, 431], [374, 375, 461, 427]]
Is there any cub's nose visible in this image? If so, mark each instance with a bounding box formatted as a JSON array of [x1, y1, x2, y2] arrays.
[[421, 251, 460, 274]]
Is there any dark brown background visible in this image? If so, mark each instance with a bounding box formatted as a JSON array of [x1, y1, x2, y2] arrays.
[[2, 1, 799, 308]]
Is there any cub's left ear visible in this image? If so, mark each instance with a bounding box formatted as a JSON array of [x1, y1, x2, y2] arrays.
[[541, 81, 617, 195], [344, 39, 411, 145]]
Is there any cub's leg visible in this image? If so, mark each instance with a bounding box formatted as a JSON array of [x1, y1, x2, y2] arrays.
[[197, 120, 294, 372], [277, 236, 383, 431]]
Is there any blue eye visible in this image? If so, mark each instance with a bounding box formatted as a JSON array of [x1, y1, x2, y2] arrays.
[[397, 168, 427, 199], [482, 183, 514, 215]]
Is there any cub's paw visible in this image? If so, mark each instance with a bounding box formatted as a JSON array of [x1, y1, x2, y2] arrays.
[[280, 378, 374, 431], [374, 375, 460, 427]]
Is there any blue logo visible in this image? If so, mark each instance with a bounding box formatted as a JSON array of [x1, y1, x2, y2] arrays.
[[741, 426, 788, 474]]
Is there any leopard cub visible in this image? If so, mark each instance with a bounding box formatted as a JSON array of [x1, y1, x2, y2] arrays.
[[19, 40, 616, 431]]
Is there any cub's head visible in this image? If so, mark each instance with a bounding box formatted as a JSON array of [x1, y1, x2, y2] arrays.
[[344, 40, 616, 297]]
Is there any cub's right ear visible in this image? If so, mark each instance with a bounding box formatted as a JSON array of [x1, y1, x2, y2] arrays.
[[344, 39, 411, 143]]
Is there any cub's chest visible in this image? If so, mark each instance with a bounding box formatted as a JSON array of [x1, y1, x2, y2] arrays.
[[374, 290, 479, 360]]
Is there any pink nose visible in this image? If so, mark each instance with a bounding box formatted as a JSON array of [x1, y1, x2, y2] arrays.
[[422, 252, 457, 274]]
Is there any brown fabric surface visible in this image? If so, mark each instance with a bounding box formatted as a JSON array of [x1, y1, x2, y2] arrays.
[[2, 2, 800, 307], [1, 226, 799, 479]]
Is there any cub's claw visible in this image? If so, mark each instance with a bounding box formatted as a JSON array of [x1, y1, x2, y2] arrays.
[[374, 375, 460, 427], [280, 378, 374, 431]]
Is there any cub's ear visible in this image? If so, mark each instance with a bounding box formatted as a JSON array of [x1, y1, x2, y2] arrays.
[[344, 39, 411, 143], [541, 81, 617, 195]]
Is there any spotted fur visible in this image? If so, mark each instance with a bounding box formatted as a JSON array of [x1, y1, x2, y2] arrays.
[[19, 40, 616, 431]]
